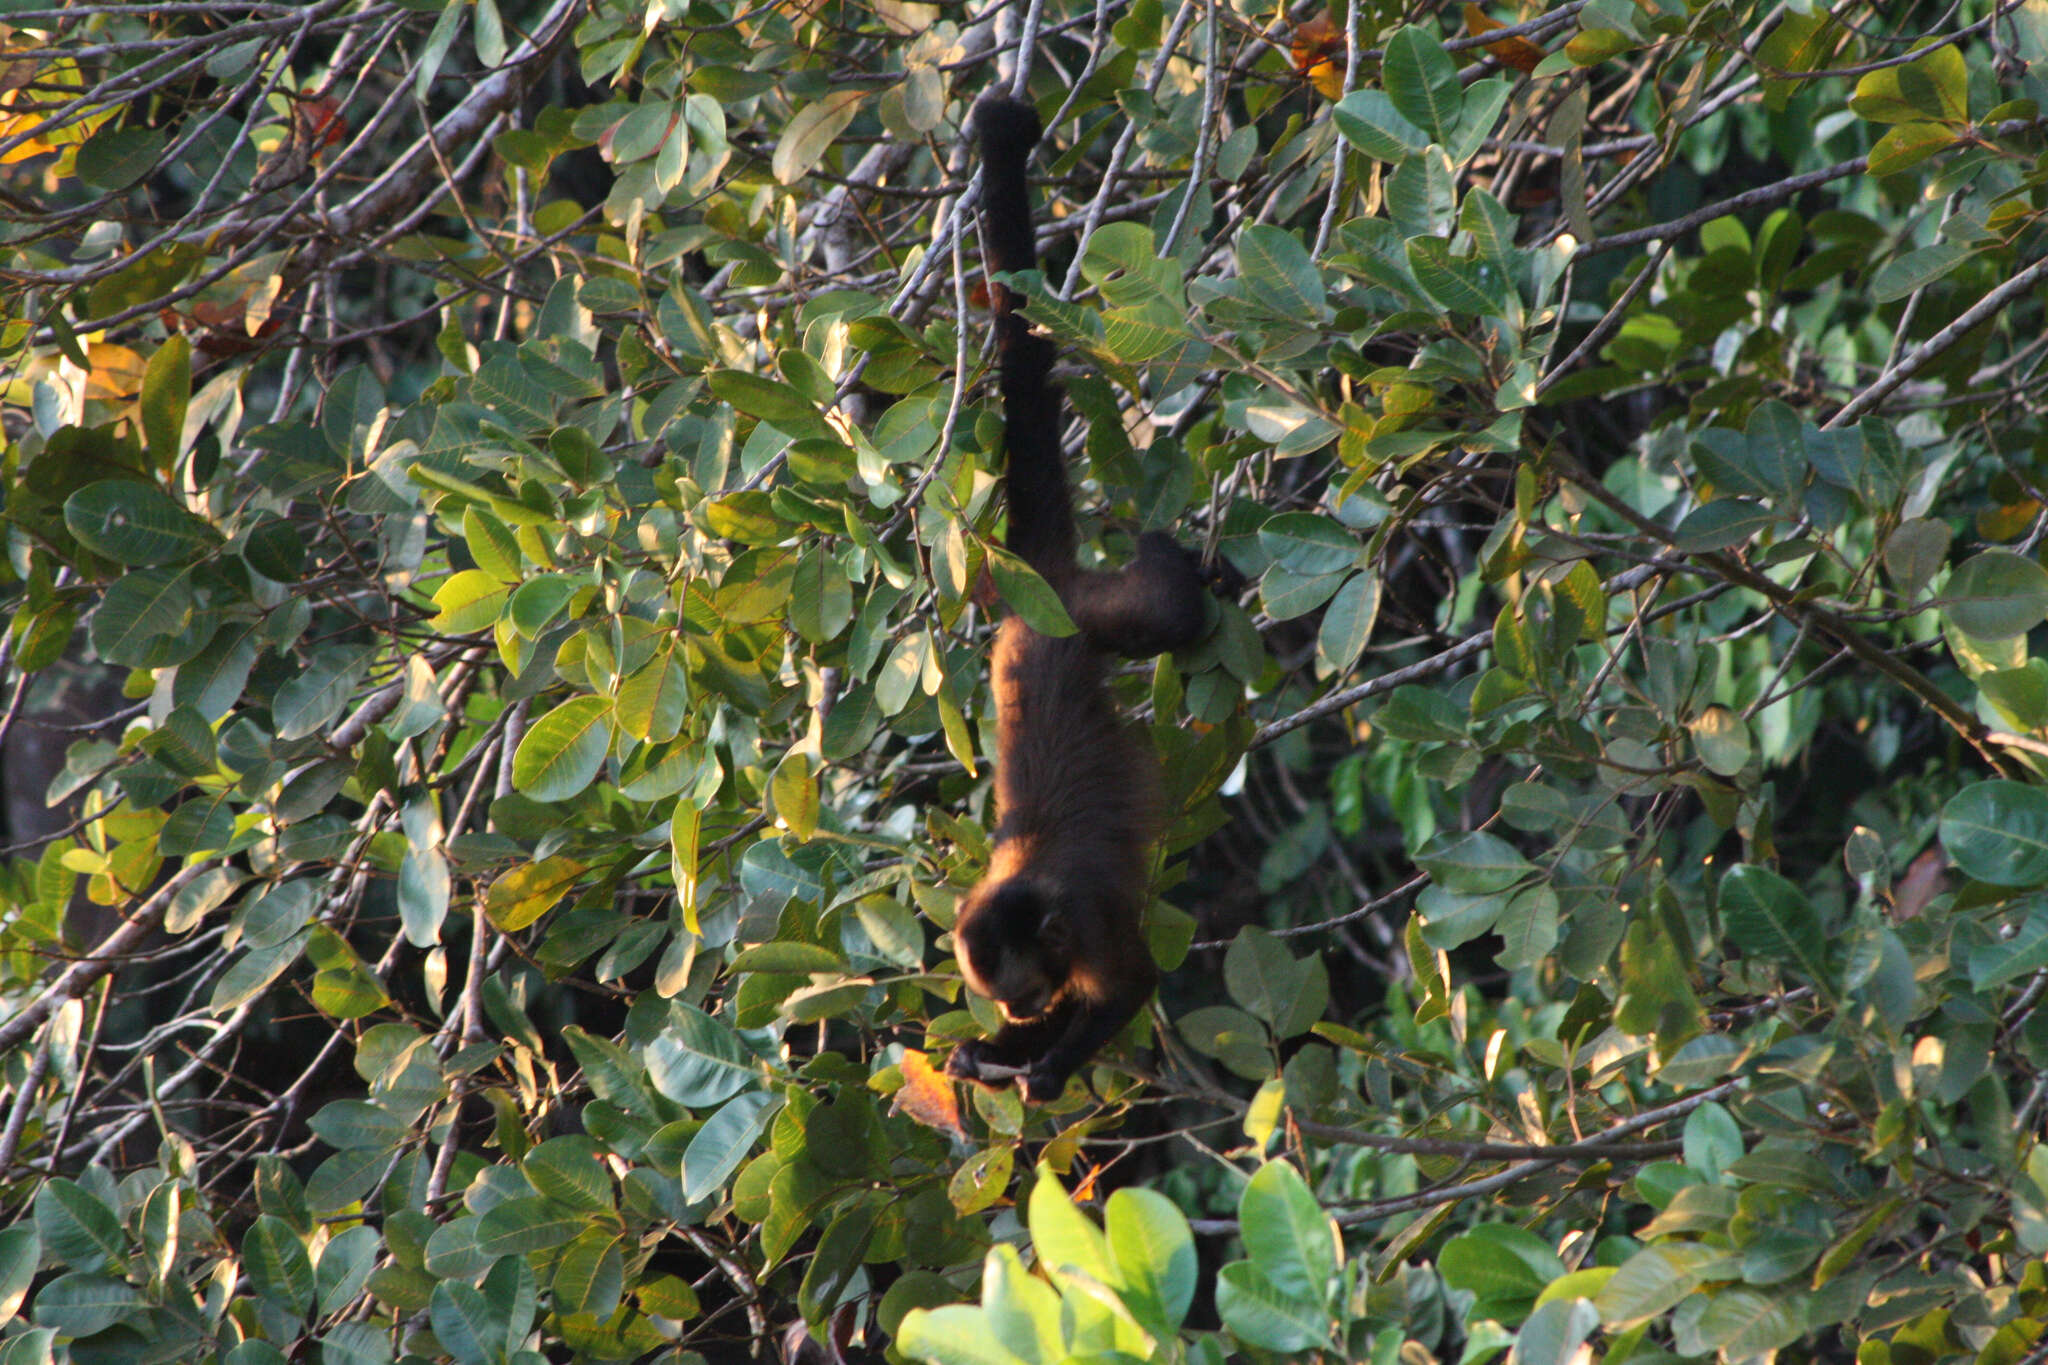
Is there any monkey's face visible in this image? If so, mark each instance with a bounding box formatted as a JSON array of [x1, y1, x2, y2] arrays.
[[990, 957, 1057, 1022], [957, 877, 1067, 1020]]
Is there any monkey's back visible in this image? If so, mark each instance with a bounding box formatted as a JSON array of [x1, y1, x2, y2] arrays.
[[987, 618, 1160, 911]]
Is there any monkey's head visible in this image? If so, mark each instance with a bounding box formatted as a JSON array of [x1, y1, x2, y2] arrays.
[[955, 877, 1070, 1021]]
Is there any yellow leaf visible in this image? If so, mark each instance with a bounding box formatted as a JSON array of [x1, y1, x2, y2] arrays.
[[85, 343, 146, 402]]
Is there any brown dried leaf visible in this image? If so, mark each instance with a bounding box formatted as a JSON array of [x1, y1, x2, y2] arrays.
[[1464, 5, 1546, 74], [893, 1049, 965, 1137], [1290, 16, 1346, 101]]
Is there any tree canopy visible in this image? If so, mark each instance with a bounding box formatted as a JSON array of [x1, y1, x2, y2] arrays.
[[4, 0, 2048, 1363]]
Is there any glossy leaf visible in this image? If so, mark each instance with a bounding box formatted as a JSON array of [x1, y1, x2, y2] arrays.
[[511, 695, 613, 801]]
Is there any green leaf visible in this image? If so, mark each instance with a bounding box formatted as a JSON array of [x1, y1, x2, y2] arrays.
[[552, 1232, 626, 1321], [1883, 518, 1950, 596], [307, 1099, 409, 1150], [1450, 78, 1511, 163], [1406, 236, 1506, 316], [1957, 908, 2048, 994], [318, 1230, 380, 1316], [429, 1279, 502, 1365], [1414, 884, 1507, 951], [13, 600, 75, 674], [616, 648, 689, 743], [89, 567, 195, 666], [413, 0, 464, 101], [34, 1180, 123, 1272], [1718, 864, 1828, 982], [773, 89, 865, 184], [387, 654, 446, 741], [1944, 552, 2048, 640], [1596, 1242, 1725, 1327], [1383, 25, 1462, 144], [790, 548, 853, 643], [985, 545, 1077, 637], [432, 568, 511, 633], [1237, 225, 1324, 319], [1238, 1160, 1338, 1306], [1416, 830, 1534, 893], [521, 1135, 613, 1212], [648, 1003, 757, 1108], [1682, 1101, 1744, 1179], [273, 647, 372, 742], [474, 1197, 584, 1256], [1333, 90, 1428, 161], [1105, 1187, 1197, 1334], [1215, 1261, 1330, 1352], [28, 1273, 144, 1339], [511, 695, 613, 801], [979, 1245, 1063, 1365], [212, 933, 309, 1012], [318, 1323, 394, 1365], [1261, 566, 1348, 620], [1494, 882, 1559, 970], [948, 1145, 1014, 1217], [0, 1225, 38, 1325], [1871, 241, 1973, 303], [244, 1215, 315, 1314], [463, 507, 521, 582], [140, 335, 191, 466], [1849, 42, 1968, 124], [1224, 928, 1312, 1030], [1674, 1286, 1807, 1358], [1027, 1162, 1117, 1286], [1867, 121, 1957, 176], [1674, 499, 1777, 553], [508, 574, 578, 637], [794, 1211, 868, 1326], [75, 125, 165, 191], [1515, 1298, 1601, 1365], [144, 705, 216, 776], [1315, 572, 1378, 673], [682, 1091, 779, 1201], [242, 518, 306, 581], [896, 1305, 1027, 1365], [1942, 781, 2048, 887], [1258, 512, 1359, 575], [731, 941, 844, 974], [707, 370, 827, 434], [1440, 1223, 1564, 1323], [1688, 705, 1752, 776], [1180, 1004, 1274, 1080]]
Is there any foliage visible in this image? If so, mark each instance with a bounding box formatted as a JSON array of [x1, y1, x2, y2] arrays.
[[2, 0, 2048, 1362]]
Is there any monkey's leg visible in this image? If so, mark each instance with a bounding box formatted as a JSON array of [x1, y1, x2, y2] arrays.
[[1069, 534, 1211, 657]]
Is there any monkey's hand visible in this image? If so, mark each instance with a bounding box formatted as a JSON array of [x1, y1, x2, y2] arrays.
[[946, 1041, 1024, 1085], [1022, 1060, 1070, 1104]]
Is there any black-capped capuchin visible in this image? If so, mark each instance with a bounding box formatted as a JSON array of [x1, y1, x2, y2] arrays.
[[944, 96, 1220, 1102]]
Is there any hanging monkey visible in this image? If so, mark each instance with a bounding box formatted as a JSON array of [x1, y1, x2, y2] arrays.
[[944, 96, 1218, 1102]]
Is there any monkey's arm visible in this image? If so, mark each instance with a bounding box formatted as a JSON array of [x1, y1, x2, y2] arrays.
[[945, 1006, 1073, 1083], [1067, 533, 1211, 657], [1019, 971, 1157, 1102]]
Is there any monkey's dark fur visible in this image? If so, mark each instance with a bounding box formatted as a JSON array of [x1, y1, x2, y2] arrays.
[[945, 96, 1213, 1102]]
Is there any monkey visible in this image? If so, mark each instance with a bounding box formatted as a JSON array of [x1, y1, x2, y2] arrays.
[[944, 95, 1216, 1103]]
